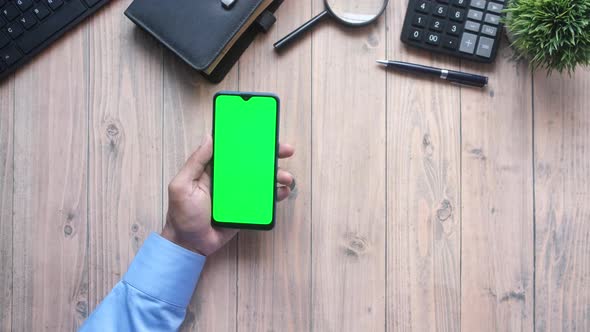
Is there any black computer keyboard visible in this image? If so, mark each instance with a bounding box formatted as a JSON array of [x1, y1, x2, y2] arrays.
[[0, 0, 109, 81]]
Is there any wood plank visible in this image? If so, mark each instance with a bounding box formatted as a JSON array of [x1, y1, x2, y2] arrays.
[[534, 69, 590, 332], [11, 26, 89, 331], [0, 78, 14, 331], [310, 6, 387, 331], [460, 45, 534, 331], [235, 1, 312, 331], [162, 52, 239, 331], [385, 0, 461, 330], [87, 0, 163, 311]]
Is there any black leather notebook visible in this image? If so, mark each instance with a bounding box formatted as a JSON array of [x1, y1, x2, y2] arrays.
[[124, 0, 283, 83]]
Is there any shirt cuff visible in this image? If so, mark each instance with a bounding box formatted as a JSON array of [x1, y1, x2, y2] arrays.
[[123, 232, 206, 308]]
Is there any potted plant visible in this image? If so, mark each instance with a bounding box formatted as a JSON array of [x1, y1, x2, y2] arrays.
[[504, 0, 590, 74]]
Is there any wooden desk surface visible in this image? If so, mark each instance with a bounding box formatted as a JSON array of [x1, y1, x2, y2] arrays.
[[1, 0, 589, 331]]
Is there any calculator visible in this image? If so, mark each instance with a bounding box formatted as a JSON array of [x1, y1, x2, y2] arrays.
[[400, 0, 505, 63]]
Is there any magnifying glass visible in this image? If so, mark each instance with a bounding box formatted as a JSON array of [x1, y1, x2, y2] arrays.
[[274, 0, 390, 51]]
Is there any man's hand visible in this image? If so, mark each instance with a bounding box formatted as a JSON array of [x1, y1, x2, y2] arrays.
[[161, 134, 295, 256]]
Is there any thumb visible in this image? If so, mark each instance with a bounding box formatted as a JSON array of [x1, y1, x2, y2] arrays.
[[178, 134, 213, 181]]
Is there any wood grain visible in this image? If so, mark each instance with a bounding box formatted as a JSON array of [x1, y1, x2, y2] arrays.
[[534, 69, 590, 332], [11, 25, 88, 331], [235, 0, 312, 330], [0, 78, 14, 331], [386, 0, 461, 330], [87, 0, 163, 311], [310, 4, 387, 331], [460, 45, 534, 331], [162, 49, 239, 332]]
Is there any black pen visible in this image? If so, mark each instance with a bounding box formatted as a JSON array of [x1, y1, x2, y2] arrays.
[[377, 60, 488, 88]]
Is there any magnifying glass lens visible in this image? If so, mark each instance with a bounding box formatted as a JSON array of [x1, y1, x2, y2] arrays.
[[326, 0, 387, 24]]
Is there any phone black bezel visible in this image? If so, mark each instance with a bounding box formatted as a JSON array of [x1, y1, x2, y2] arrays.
[[210, 91, 280, 231]]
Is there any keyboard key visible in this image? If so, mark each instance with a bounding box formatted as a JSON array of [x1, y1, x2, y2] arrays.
[[459, 32, 477, 54], [45, 0, 63, 10], [426, 32, 441, 45], [83, 0, 101, 7], [487, 2, 503, 13], [470, 0, 486, 9], [481, 25, 497, 36], [0, 45, 22, 65], [409, 28, 423, 41], [17, 0, 87, 53], [476, 36, 494, 57], [2, 3, 20, 21], [433, 5, 448, 17], [484, 13, 500, 25], [415, 1, 431, 14], [33, 3, 51, 20], [19, 12, 37, 29], [5, 21, 23, 38], [450, 0, 468, 7], [446, 22, 460, 36], [430, 19, 445, 32], [442, 36, 459, 50], [467, 9, 483, 21], [0, 31, 9, 47], [465, 20, 480, 32], [16, 0, 33, 11], [412, 14, 428, 28], [449, 8, 465, 22]]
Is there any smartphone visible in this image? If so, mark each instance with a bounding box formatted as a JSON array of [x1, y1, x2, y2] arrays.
[[211, 91, 280, 230]]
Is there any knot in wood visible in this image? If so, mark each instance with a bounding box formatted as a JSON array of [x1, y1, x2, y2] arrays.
[[436, 199, 452, 221], [344, 233, 368, 257], [64, 225, 73, 236], [76, 301, 88, 318], [106, 124, 120, 138]]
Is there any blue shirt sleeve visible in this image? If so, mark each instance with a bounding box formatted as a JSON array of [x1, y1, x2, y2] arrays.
[[80, 232, 206, 332]]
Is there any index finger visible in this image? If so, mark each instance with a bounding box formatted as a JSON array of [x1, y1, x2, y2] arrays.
[[278, 143, 294, 159]]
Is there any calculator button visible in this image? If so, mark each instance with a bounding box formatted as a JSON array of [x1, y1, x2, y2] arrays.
[[426, 32, 441, 46], [442, 36, 459, 50], [476, 36, 495, 58], [484, 13, 500, 25], [2, 3, 20, 21], [415, 1, 432, 14], [450, 0, 468, 7], [470, 0, 486, 9], [449, 8, 465, 22], [446, 23, 460, 36], [409, 28, 423, 42], [459, 32, 477, 54], [0, 45, 22, 66], [464, 20, 481, 32], [16, 0, 33, 11], [467, 9, 483, 21], [5, 22, 23, 39], [481, 24, 497, 36], [487, 2, 504, 13], [33, 3, 50, 20], [429, 19, 445, 32], [433, 5, 448, 17], [412, 14, 428, 28], [0, 31, 9, 48]]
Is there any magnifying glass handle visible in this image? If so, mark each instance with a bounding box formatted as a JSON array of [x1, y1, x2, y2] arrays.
[[274, 10, 331, 51]]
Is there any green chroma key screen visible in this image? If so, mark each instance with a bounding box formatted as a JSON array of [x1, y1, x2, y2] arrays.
[[212, 93, 279, 227]]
